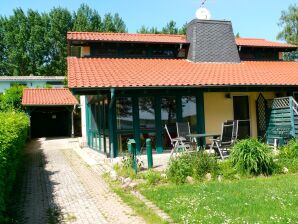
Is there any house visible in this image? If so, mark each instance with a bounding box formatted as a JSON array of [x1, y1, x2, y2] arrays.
[[67, 18, 298, 158], [0, 76, 65, 93]]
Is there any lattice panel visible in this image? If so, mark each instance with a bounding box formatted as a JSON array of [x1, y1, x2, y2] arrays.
[[271, 97, 290, 109], [256, 94, 267, 138]]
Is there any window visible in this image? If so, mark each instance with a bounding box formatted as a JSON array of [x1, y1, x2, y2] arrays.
[[139, 97, 155, 130], [116, 97, 133, 130], [182, 96, 197, 132]]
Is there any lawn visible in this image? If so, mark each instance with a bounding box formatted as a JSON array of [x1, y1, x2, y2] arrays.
[[140, 174, 298, 224]]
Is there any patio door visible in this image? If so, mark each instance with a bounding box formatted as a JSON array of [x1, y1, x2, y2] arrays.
[[233, 96, 250, 139]]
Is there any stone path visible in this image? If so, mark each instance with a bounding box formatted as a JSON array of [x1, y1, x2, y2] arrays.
[[13, 138, 145, 224]]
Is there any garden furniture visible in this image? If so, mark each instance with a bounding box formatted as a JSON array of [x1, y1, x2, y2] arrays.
[[165, 124, 190, 156]]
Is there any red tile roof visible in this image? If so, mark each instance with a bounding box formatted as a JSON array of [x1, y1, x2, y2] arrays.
[[235, 38, 297, 48], [67, 32, 297, 48], [22, 88, 78, 106], [67, 57, 298, 88], [67, 32, 187, 44]]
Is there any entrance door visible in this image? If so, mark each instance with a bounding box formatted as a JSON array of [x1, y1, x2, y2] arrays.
[[233, 96, 250, 139]]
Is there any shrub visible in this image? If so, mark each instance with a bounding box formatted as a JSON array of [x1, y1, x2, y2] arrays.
[[0, 85, 24, 111], [218, 159, 239, 180], [141, 170, 162, 185], [230, 139, 274, 176], [0, 112, 29, 222], [279, 140, 298, 159], [167, 153, 195, 184], [193, 152, 219, 180]]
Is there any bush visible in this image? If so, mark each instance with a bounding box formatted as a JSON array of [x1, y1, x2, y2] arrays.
[[193, 152, 219, 180], [279, 140, 298, 159], [167, 153, 195, 184], [274, 140, 298, 174], [0, 112, 29, 222], [0, 85, 24, 111], [167, 152, 220, 184], [230, 139, 274, 176], [218, 159, 239, 180], [141, 170, 162, 185]]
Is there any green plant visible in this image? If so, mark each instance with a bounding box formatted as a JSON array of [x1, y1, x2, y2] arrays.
[[167, 153, 195, 184], [0, 85, 24, 111], [0, 112, 29, 222], [142, 170, 162, 185], [193, 152, 219, 180], [279, 139, 298, 159], [230, 139, 274, 176], [218, 159, 239, 180]]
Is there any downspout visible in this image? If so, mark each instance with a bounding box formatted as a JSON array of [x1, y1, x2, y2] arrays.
[[109, 88, 116, 158]]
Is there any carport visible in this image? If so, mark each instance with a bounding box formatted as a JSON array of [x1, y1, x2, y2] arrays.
[[22, 88, 79, 138]]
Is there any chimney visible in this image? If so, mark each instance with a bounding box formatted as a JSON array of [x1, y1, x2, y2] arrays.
[[186, 19, 240, 63]]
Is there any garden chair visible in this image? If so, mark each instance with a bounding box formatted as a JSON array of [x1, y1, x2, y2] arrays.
[[209, 122, 235, 160], [176, 122, 191, 140], [165, 124, 190, 157], [225, 120, 239, 143]]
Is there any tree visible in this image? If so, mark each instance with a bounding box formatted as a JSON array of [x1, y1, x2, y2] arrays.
[[102, 13, 116, 32], [277, 4, 298, 61], [235, 32, 240, 38], [161, 20, 178, 34], [72, 4, 102, 32], [113, 13, 127, 33], [277, 4, 298, 45], [47, 7, 73, 76], [178, 22, 188, 35]]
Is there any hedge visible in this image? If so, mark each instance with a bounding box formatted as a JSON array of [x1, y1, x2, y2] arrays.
[[0, 112, 29, 222]]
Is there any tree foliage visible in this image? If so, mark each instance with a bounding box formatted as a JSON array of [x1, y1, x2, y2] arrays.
[[277, 4, 298, 61], [0, 4, 127, 76], [138, 20, 187, 35]]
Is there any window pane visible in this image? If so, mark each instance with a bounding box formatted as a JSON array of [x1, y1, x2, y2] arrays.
[[161, 97, 177, 149], [139, 97, 155, 130], [161, 97, 177, 126], [116, 97, 133, 130], [182, 96, 197, 131]]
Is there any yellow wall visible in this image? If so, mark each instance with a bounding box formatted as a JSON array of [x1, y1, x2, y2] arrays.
[[204, 92, 276, 140]]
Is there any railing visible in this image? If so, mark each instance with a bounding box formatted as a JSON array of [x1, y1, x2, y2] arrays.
[[291, 97, 298, 116]]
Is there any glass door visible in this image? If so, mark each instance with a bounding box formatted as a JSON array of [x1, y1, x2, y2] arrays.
[[161, 97, 177, 149], [233, 96, 250, 139], [138, 97, 156, 151]]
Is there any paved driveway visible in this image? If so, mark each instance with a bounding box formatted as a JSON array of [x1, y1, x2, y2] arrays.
[[12, 138, 145, 224]]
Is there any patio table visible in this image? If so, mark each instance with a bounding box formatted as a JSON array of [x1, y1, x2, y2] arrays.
[[187, 133, 220, 150]]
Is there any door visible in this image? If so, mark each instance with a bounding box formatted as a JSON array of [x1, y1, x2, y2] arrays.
[[233, 96, 250, 139]]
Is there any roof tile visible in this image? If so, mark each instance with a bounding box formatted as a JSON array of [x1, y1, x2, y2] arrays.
[[67, 57, 298, 88], [22, 88, 78, 106]]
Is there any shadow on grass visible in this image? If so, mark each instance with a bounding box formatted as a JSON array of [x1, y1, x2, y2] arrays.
[[6, 138, 63, 224]]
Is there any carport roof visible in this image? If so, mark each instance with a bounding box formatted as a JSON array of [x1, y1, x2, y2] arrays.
[[22, 88, 78, 106]]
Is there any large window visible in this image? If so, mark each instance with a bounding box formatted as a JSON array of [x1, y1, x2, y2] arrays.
[[116, 97, 133, 130], [139, 97, 155, 130], [182, 96, 197, 132], [161, 97, 177, 126]]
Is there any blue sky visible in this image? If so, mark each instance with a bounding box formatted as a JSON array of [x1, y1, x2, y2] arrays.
[[0, 0, 296, 41]]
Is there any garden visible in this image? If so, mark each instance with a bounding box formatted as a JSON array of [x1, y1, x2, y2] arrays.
[[112, 139, 298, 224], [0, 86, 29, 222]]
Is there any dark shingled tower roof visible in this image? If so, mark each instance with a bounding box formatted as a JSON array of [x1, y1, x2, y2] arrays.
[[186, 19, 240, 63]]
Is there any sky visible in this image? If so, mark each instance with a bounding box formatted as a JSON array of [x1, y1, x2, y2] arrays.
[[0, 0, 296, 41]]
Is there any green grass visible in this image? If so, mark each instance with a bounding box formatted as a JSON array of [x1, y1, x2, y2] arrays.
[[140, 174, 298, 224], [103, 174, 168, 224]]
